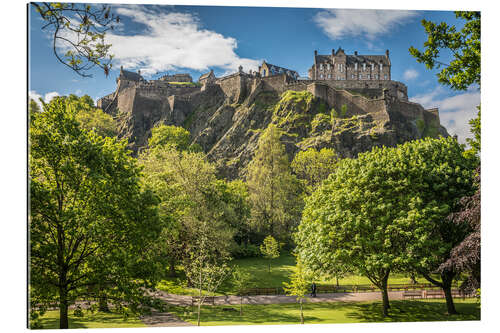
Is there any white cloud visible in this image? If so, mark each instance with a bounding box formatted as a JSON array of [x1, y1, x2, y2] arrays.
[[403, 69, 419, 81], [314, 9, 418, 40], [105, 6, 261, 76], [29, 91, 60, 110], [410, 87, 481, 144]]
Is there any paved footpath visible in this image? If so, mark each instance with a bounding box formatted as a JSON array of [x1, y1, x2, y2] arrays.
[[140, 290, 404, 327]]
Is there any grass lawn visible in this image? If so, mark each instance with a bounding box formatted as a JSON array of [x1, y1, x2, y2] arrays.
[[35, 310, 146, 329], [229, 253, 416, 289], [157, 253, 449, 295], [170, 299, 480, 326]]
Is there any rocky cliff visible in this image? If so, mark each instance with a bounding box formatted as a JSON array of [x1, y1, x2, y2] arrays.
[[98, 72, 448, 180]]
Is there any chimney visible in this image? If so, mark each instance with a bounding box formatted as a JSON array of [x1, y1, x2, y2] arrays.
[[332, 48, 335, 56], [354, 51, 358, 56], [386, 49, 390, 57], [138, 69, 141, 75], [314, 50, 318, 56]]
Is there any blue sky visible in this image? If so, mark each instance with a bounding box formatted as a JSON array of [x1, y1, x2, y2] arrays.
[[28, 3, 480, 143]]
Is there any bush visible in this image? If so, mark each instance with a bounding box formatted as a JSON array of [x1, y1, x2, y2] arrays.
[[231, 243, 262, 259]]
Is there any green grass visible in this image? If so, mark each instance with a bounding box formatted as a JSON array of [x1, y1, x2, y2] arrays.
[[158, 253, 442, 296], [170, 299, 480, 326], [35, 309, 146, 329], [229, 253, 416, 289]]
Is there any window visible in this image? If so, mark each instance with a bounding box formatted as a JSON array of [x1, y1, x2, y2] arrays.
[[319, 63, 323, 70], [367, 74, 371, 80], [384, 74, 388, 80], [371, 63, 374, 71], [359, 74, 362, 80], [379, 63, 383, 71], [327, 64, 331, 70], [337, 76, 341, 80], [263, 69, 267, 76], [351, 74, 355, 79], [355, 63, 358, 70], [327, 74, 331, 79], [320, 73, 324, 79], [363, 63, 366, 71], [374, 74, 378, 80]]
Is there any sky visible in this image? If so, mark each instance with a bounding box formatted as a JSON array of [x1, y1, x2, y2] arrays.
[[28, 2, 480, 144]]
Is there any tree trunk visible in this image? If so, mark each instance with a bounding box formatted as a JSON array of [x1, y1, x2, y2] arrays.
[[59, 285, 69, 329], [300, 300, 304, 324], [380, 271, 390, 317], [98, 294, 110, 312], [240, 295, 243, 316], [168, 259, 176, 277], [441, 271, 458, 315], [268, 261, 271, 274], [336, 276, 339, 287], [197, 300, 201, 326]]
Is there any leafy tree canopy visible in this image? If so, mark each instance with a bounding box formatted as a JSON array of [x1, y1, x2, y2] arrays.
[[291, 147, 338, 193], [295, 137, 476, 315], [247, 124, 304, 241], [409, 11, 480, 90], [32, 2, 119, 77], [148, 124, 200, 152], [29, 97, 162, 328]]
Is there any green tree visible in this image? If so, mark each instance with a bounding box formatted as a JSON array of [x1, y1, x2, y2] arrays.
[[29, 97, 162, 329], [464, 107, 480, 160], [283, 261, 310, 324], [409, 11, 480, 90], [148, 124, 193, 151], [260, 235, 280, 273], [247, 124, 304, 242], [231, 266, 253, 315], [31, 3, 119, 77], [185, 220, 230, 326], [291, 147, 338, 193], [295, 137, 475, 316], [139, 145, 235, 279]]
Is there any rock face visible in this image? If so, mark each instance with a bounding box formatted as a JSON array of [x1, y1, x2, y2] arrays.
[[98, 71, 448, 179]]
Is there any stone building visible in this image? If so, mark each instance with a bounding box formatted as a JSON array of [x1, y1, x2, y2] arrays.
[[308, 47, 391, 81], [117, 66, 145, 82], [159, 73, 193, 83], [199, 69, 216, 85], [258, 61, 299, 80]]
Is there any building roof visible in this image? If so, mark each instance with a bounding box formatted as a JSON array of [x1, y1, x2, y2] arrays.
[[120, 69, 143, 81], [262, 62, 299, 77], [315, 54, 390, 66], [199, 70, 214, 80]]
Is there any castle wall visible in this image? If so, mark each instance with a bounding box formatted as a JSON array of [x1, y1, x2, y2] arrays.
[[217, 73, 249, 103]]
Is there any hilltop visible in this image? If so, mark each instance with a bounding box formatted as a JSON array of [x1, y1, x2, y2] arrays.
[[97, 64, 447, 179]]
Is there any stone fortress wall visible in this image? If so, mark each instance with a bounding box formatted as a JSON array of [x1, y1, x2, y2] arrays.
[[97, 51, 441, 136]]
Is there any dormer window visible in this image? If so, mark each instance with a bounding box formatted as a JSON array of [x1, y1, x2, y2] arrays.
[[319, 63, 324, 70], [371, 63, 374, 71], [363, 63, 366, 71], [379, 63, 383, 71], [355, 63, 358, 70]]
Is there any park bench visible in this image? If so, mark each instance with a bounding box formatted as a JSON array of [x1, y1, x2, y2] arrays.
[[425, 290, 444, 299], [191, 296, 216, 308], [243, 287, 280, 296], [403, 290, 423, 299]]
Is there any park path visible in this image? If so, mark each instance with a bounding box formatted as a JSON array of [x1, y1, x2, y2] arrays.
[[151, 289, 404, 306], [140, 290, 403, 327]]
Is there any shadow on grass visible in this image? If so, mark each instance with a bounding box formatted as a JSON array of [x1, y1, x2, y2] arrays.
[[170, 300, 480, 326], [37, 311, 146, 329], [344, 300, 481, 323]]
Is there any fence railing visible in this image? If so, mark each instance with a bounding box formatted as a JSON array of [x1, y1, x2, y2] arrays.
[[241, 283, 460, 296]]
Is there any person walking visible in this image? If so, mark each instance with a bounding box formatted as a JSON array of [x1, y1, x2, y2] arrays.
[[311, 282, 317, 298]]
